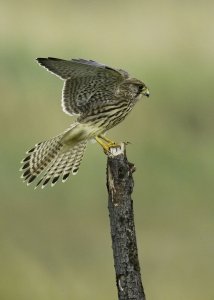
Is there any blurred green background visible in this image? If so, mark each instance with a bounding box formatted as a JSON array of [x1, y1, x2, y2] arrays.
[[0, 1, 213, 299]]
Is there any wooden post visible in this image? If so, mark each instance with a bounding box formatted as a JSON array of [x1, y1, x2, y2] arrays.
[[106, 144, 146, 300]]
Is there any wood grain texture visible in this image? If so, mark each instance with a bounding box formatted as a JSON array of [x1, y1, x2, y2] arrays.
[[106, 146, 146, 300]]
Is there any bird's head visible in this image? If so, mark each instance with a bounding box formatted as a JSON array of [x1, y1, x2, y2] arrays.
[[117, 78, 150, 100], [138, 82, 150, 98]]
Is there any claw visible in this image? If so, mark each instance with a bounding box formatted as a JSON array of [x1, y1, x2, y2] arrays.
[[95, 136, 121, 154], [95, 135, 124, 157]]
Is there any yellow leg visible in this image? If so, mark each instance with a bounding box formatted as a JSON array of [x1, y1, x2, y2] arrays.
[[99, 135, 116, 144], [95, 136, 121, 154]]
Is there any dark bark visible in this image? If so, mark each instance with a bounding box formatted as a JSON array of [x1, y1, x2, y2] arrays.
[[106, 145, 146, 300]]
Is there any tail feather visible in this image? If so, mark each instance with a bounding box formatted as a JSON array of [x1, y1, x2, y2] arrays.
[[62, 140, 87, 179], [21, 125, 88, 188], [36, 141, 87, 188], [21, 135, 63, 180]]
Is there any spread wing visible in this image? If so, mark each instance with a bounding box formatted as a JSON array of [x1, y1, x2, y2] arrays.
[[37, 57, 129, 115]]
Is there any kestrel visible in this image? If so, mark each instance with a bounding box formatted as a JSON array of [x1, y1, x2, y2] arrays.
[[21, 57, 149, 188]]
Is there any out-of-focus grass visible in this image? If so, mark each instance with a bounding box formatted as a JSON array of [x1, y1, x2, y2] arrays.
[[0, 1, 213, 300]]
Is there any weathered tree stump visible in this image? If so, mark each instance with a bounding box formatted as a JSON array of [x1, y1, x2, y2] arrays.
[[106, 144, 146, 300]]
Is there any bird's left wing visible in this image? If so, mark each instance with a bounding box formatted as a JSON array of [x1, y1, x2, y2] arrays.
[[37, 57, 129, 115]]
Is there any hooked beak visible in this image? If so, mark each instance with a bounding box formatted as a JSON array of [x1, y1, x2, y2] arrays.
[[142, 87, 150, 98]]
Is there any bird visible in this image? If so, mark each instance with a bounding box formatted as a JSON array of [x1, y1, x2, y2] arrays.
[[20, 57, 149, 188]]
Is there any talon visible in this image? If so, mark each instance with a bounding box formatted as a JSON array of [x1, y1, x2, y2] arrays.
[[95, 136, 121, 155]]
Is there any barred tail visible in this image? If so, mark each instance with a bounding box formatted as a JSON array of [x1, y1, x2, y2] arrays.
[[20, 124, 87, 188]]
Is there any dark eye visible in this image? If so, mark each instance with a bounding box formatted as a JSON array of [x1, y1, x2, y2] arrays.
[[138, 84, 143, 93], [136, 84, 143, 95]]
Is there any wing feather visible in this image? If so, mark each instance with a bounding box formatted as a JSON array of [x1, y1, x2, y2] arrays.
[[37, 57, 129, 115]]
